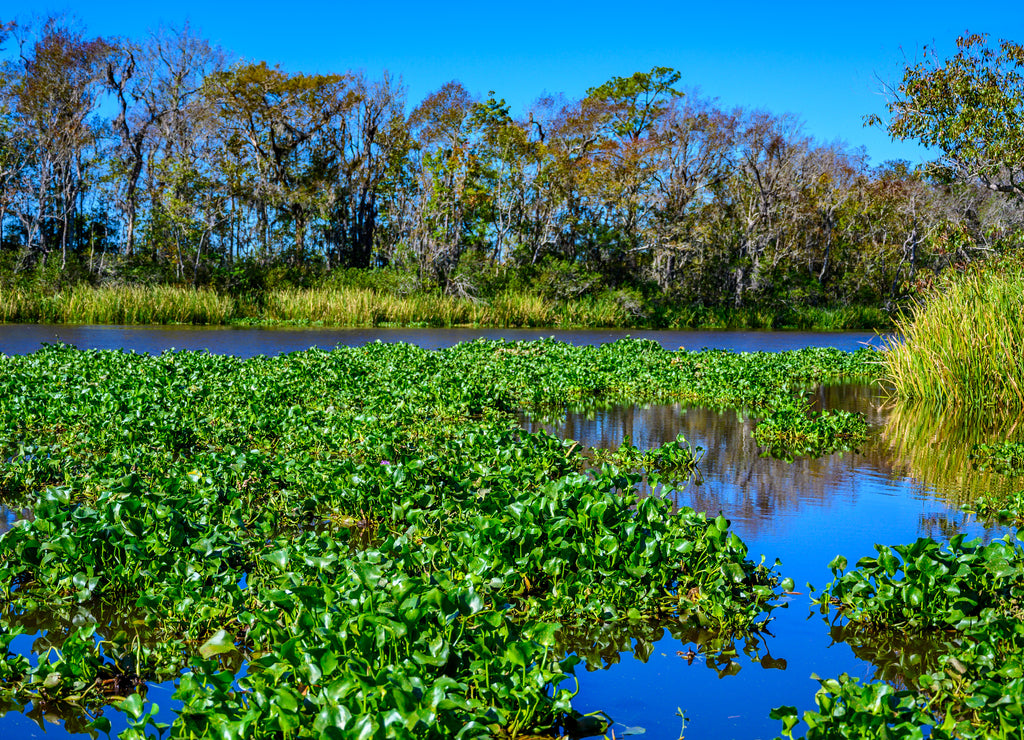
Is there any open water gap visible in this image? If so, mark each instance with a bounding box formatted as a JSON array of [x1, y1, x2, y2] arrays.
[[521, 385, 1014, 738]]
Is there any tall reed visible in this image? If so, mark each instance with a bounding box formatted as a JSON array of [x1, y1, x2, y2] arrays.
[[0, 285, 234, 324], [883, 259, 1024, 409], [2, 282, 894, 331], [264, 287, 475, 326], [263, 287, 628, 327]]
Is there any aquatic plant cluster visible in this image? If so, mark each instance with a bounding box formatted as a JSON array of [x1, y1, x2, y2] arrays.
[[590, 433, 704, 485], [775, 534, 1024, 739], [0, 340, 874, 737], [962, 439, 1024, 528], [752, 402, 868, 460], [970, 441, 1024, 478]]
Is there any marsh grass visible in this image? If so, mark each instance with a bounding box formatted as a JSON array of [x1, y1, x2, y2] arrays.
[[265, 287, 466, 326], [0, 285, 234, 325], [1, 282, 892, 330], [263, 287, 637, 328], [883, 259, 1024, 409], [663, 304, 889, 331]]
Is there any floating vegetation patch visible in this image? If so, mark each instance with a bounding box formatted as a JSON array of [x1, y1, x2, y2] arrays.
[[970, 441, 1024, 477], [753, 401, 868, 460], [773, 534, 1024, 739], [590, 433, 704, 485], [963, 441, 1024, 523], [0, 340, 877, 736]]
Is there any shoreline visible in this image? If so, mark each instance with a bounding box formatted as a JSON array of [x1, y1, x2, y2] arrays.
[[0, 284, 894, 332]]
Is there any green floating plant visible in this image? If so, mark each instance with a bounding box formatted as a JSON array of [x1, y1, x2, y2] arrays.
[[970, 441, 1024, 477], [0, 340, 877, 737], [753, 400, 868, 460], [775, 534, 1024, 739]]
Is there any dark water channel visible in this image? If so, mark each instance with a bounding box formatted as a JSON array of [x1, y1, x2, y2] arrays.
[[0, 327, 1016, 739], [0, 323, 882, 356]]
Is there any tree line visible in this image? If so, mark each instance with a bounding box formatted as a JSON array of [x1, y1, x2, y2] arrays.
[[1, 18, 1021, 310]]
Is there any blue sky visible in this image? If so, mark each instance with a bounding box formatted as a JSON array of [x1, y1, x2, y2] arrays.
[[8, 0, 1024, 165]]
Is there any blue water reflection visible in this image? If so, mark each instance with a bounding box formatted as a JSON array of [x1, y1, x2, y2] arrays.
[[523, 388, 1009, 739]]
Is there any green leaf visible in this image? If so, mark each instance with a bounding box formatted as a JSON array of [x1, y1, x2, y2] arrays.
[[118, 693, 146, 720], [262, 548, 291, 571], [199, 629, 236, 659]]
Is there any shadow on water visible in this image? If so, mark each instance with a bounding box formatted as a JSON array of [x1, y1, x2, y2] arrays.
[[521, 383, 1014, 739]]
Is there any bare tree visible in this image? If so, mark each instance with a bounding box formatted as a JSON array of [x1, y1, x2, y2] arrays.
[[6, 16, 111, 269]]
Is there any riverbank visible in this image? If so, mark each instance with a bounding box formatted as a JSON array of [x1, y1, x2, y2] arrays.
[[0, 284, 893, 331]]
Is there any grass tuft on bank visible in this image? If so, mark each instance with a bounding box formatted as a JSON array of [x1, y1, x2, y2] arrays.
[[883, 256, 1024, 409], [1, 282, 892, 331], [0, 284, 234, 325]]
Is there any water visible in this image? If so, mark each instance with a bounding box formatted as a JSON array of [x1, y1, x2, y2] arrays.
[[522, 386, 1013, 739], [0, 329, 1013, 739], [0, 324, 882, 356]]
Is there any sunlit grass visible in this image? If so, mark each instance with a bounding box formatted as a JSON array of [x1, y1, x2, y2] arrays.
[[663, 304, 888, 331], [0, 285, 234, 324], [1, 282, 892, 330], [263, 287, 636, 328], [882, 259, 1024, 409]]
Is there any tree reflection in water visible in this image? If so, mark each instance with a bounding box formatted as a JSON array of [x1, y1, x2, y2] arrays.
[[522, 382, 1018, 542]]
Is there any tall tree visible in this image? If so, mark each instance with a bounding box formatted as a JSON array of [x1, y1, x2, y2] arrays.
[[649, 94, 737, 290], [106, 25, 223, 261], [0, 20, 23, 252], [5, 17, 111, 268], [327, 73, 409, 269], [872, 33, 1024, 203], [407, 81, 477, 290], [724, 111, 809, 305], [205, 62, 355, 266]]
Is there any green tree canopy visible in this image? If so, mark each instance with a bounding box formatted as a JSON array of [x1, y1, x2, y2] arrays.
[[872, 33, 1024, 201]]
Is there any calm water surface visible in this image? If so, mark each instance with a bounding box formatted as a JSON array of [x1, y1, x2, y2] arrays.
[[1, 330, 1013, 740], [521, 386, 1015, 740], [0, 323, 882, 356]]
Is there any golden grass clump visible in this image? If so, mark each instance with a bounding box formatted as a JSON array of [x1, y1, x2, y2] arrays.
[[0, 284, 235, 325], [883, 258, 1024, 409], [264, 287, 477, 326], [264, 287, 612, 327]]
